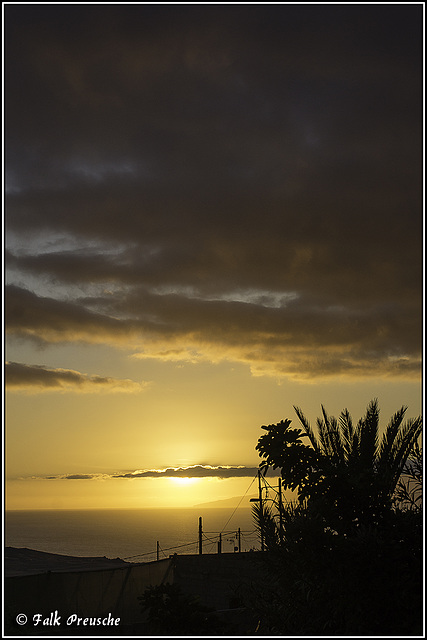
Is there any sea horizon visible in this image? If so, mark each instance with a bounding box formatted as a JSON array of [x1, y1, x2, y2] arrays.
[[5, 506, 260, 562]]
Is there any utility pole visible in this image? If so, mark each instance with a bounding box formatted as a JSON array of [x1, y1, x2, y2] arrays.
[[217, 532, 222, 554], [198, 516, 203, 555], [156, 540, 160, 561], [238, 527, 241, 553], [250, 470, 265, 551], [278, 477, 284, 544], [258, 469, 265, 551]]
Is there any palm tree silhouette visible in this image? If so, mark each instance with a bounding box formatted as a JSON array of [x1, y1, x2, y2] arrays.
[[256, 398, 422, 533]]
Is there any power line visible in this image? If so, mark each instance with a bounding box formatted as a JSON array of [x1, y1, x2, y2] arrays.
[[124, 475, 261, 560], [123, 538, 200, 560], [262, 474, 279, 495], [219, 472, 257, 534], [124, 526, 261, 561]]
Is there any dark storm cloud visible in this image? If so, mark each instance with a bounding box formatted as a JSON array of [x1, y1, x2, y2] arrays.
[[114, 465, 261, 479], [6, 283, 420, 379], [5, 361, 148, 393], [5, 284, 136, 343], [40, 466, 268, 480], [22, 465, 278, 482], [5, 4, 423, 380]]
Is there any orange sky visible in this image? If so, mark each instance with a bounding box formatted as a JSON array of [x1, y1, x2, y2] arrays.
[[4, 4, 423, 510], [5, 356, 422, 509]]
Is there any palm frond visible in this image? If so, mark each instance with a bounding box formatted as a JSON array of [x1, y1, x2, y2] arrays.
[[251, 501, 279, 549], [388, 417, 422, 495], [339, 408, 355, 461], [320, 405, 345, 466], [316, 415, 329, 456], [376, 406, 407, 475], [293, 405, 320, 453], [358, 398, 379, 469], [393, 440, 423, 511]]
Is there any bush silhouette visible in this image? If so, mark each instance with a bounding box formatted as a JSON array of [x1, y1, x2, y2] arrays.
[[256, 398, 422, 533], [247, 399, 423, 635], [139, 583, 225, 635]]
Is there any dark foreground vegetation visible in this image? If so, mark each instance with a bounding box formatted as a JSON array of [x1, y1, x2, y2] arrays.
[[136, 398, 423, 636], [138, 583, 232, 635], [245, 399, 423, 635]]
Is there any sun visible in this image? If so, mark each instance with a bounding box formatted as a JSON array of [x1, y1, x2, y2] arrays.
[[169, 477, 199, 486]]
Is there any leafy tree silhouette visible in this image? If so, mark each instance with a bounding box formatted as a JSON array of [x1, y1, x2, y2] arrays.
[[256, 398, 422, 533], [246, 399, 423, 635]]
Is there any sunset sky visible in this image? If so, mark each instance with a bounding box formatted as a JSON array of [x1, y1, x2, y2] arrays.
[[4, 4, 423, 510]]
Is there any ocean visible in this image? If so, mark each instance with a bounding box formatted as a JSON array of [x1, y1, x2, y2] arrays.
[[5, 507, 259, 562]]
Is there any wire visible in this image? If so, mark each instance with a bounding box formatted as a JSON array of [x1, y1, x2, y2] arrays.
[[124, 474, 261, 560], [219, 472, 258, 534], [202, 533, 220, 543], [262, 475, 279, 494], [123, 538, 200, 560], [124, 527, 259, 561]]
